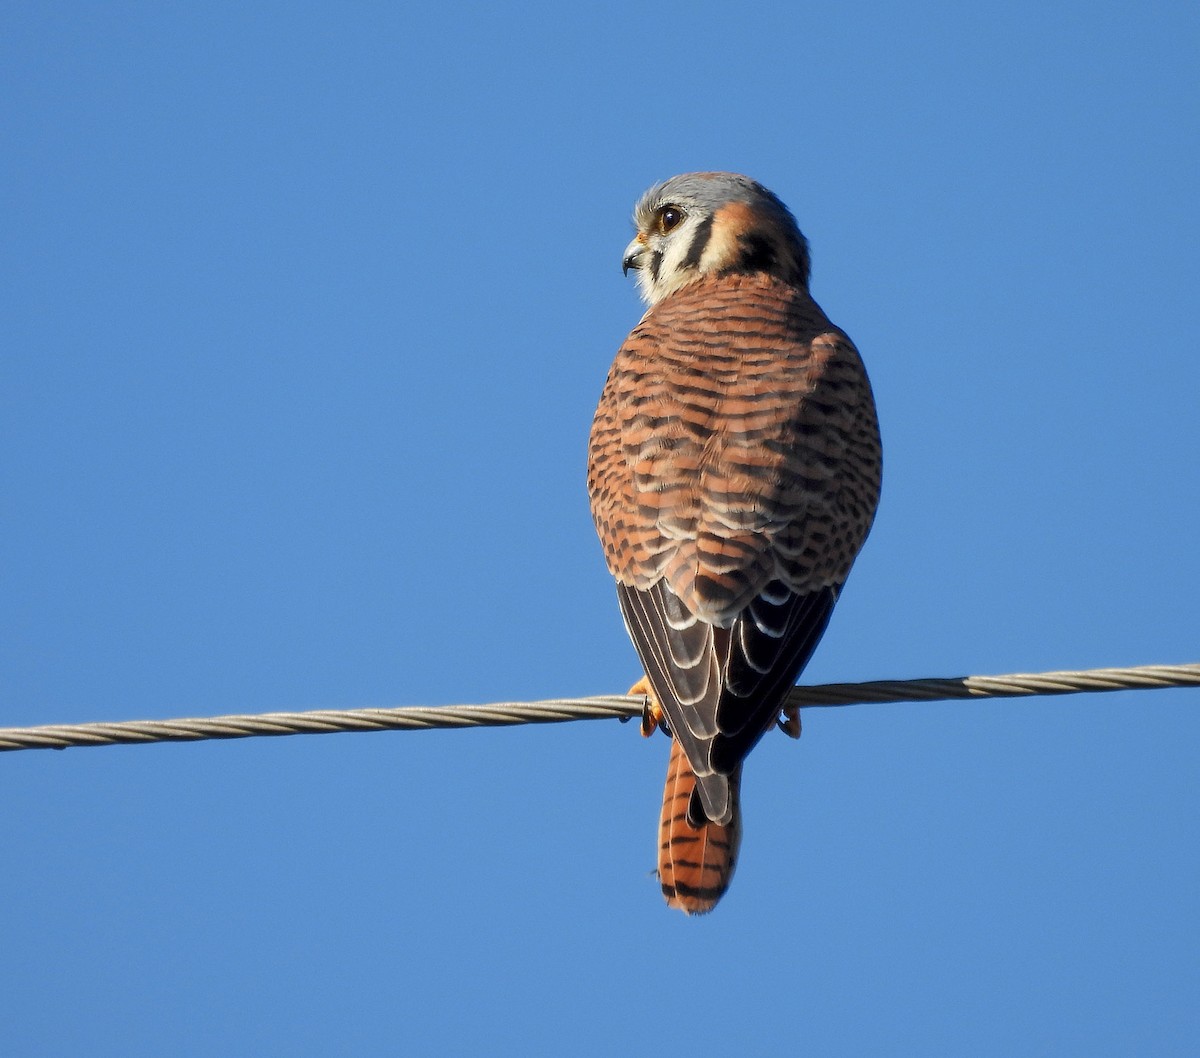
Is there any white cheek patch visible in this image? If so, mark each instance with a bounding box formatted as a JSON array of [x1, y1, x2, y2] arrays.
[[644, 220, 704, 303], [635, 263, 658, 303]]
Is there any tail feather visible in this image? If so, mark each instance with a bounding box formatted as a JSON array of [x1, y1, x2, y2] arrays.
[[658, 738, 742, 914]]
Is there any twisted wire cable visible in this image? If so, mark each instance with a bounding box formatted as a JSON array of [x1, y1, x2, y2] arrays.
[[1, 662, 1197, 754]]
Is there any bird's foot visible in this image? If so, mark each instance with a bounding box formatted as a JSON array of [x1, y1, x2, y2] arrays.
[[778, 703, 802, 739], [629, 675, 668, 738]]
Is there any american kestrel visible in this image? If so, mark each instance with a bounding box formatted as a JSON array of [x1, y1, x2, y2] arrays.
[[587, 173, 881, 914]]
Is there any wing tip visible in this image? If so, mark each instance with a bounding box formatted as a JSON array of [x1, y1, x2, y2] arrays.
[[690, 777, 734, 827]]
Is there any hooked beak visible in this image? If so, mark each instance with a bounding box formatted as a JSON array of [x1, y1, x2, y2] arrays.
[[622, 235, 647, 276]]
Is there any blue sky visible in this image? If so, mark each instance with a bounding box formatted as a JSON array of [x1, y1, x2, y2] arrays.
[[3, 1, 1198, 1054]]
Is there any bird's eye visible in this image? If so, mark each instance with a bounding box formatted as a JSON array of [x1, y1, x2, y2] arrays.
[[658, 206, 684, 233]]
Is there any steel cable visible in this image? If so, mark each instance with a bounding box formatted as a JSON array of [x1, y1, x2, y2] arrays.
[[2, 662, 1197, 754]]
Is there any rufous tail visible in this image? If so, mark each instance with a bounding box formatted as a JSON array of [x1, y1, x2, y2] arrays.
[[658, 738, 742, 914]]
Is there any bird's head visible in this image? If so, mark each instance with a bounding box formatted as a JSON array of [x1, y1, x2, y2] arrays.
[[622, 172, 811, 305]]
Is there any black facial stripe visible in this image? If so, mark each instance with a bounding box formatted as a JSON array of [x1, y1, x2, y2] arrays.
[[680, 214, 715, 271], [649, 250, 663, 283]]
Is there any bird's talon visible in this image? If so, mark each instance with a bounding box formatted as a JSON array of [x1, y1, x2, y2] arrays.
[[628, 676, 665, 738], [779, 704, 802, 739]]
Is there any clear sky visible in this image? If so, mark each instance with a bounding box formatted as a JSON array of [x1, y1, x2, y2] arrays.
[[3, 2, 1198, 1055]]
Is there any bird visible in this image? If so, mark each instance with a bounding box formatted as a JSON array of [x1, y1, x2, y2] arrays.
[[587, 172, 882, 914]]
